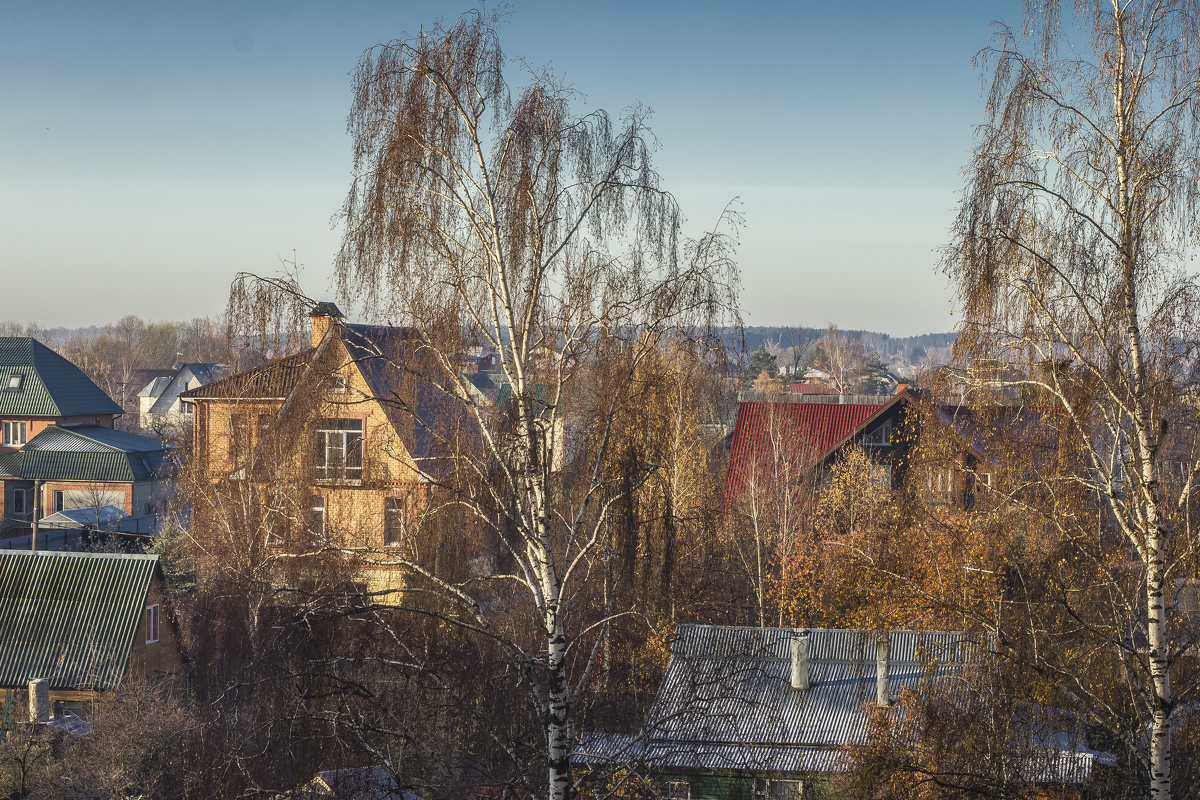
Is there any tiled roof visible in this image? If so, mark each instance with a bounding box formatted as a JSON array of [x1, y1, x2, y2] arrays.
[[0, 551, 157, 691], [722, 399, 885, 506], [0, 337, 123, 418], [0, 424, 172, 482], [181, 349, 314, 400]]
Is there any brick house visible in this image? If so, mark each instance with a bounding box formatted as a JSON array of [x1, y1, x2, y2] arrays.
[[0, 424, 174, 546], [181, 304, 453, 597], [0, 338, 178, 536]]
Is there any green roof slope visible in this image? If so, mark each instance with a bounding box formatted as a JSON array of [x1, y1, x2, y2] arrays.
[[0, 551, 157, 691], [0, 338, 123, 417], [0, 425, 172, 482]]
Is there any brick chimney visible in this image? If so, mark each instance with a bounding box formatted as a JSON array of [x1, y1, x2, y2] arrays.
[[309, 302, 344, 348]]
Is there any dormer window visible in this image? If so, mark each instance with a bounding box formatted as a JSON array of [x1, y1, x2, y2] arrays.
[[6, 374, 22, 391]]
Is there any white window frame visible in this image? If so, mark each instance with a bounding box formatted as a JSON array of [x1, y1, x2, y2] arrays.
[[384, 498, 406, 547], [144, 604, 160, 644], [53, 490, 64, 513], [754, 778, 804, 800], [3, 420, 27, 446], [863, 419, 891, 447], [315, 419, 364, 483], [309, 494, 326, 540], [6, 374, 22, 390]]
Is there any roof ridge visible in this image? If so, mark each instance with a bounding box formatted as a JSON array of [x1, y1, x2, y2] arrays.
[[49, 424, 126, 453]]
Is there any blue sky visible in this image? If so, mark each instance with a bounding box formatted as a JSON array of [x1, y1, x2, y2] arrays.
[[0, 0, 1022, 336]]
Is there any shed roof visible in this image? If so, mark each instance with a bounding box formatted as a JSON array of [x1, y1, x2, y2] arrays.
[[0, 551, 158, 691], [0, 424, 172, 482], [0, 338, 123, 418]]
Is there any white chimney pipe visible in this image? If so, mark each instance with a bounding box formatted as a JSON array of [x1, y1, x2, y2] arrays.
[[28, 678, 49, 723], [876, 636, 890, 707], [790, 629, 810, 690]]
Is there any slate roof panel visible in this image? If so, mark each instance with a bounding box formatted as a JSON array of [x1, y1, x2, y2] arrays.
[[0, 551, 157, 691]]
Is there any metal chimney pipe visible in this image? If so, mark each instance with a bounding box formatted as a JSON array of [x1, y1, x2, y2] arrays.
[[876, 635, 890, 707], [790, 629, 810, 690], [28, 678, 49, 723]]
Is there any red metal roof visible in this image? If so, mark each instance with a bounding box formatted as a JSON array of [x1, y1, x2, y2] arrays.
[[789, 382, 837, 395], [722, 400, 884, 508]]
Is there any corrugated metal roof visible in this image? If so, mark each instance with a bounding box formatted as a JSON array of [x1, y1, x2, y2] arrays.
[[0, 551, 157, 691], [0, 425, 171, 482], [722, 400, 885, 506], [574, 625, 1109, 784], [648, 627, 969, 753], [0, 338, 123, 418]]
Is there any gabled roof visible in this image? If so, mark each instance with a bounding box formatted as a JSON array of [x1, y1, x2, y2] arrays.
[[0, 424, 172, 482], [137, 376, 172, 399], [0, 337, 123, 418], [578, 626, 969, 776], [181, 349, 314, 400], [576, 625, 1111, 783], [0, 551, 158, 691], [723, 400, 884, 505]]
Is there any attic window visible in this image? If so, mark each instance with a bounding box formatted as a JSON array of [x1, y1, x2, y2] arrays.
[[863, 420, 891, 446], [6, 374, 23, 390]]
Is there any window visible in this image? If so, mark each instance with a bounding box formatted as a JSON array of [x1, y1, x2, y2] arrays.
[[329, 373, 350, 394], [384, 498, 406, 546], [54, 491, 64, 513], [754, 779, 804, 800], [6, 374, 22, 390], [663, 781, 690, 799], [309, 495, 325, 540], [928, 468, 954, 501], [10, 488, 27, 517], [863, 420, 891, 447], [315, 419, 363, 482], [229, 414, 250, 465], [2, 421, 27, 446], [257, 413, 274, 441], [182, 399, 194, 417], [869, 462, 893, 489], [144, 604, 160, 644]]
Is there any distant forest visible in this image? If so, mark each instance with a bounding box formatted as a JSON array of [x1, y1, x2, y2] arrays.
[[738, 326, 956, 377]]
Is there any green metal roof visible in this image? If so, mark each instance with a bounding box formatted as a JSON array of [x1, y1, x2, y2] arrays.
[[0, 425, 172, 482], [0, 338, 123, 418], [0, 551, 158, 691]]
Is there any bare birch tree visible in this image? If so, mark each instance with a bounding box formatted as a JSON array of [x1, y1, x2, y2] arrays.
[[329, 11, 738, 799], [948, 2, 1200, 795]]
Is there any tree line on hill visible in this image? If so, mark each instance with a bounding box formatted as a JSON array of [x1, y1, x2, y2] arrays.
[[5, 3, 1200, 799]]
